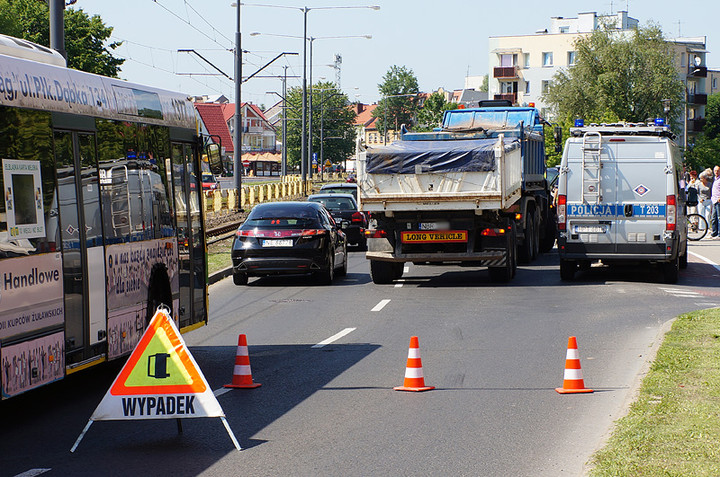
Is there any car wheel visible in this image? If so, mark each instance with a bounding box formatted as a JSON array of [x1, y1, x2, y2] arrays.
[[370, 260, 395, 284], [233, 272, 248, 286], [337, 246, 348, 277], [316, 253, 334, 285]]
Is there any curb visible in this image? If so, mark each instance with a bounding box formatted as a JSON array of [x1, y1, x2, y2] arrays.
[[209, 266, 233, 285]]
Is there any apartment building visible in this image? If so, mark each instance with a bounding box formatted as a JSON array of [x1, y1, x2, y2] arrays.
[[488, 11, 710, 147]]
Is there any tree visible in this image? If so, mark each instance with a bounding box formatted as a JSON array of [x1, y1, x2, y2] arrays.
[[542, 22, 684, 129], [414, 92, 457, 132], [479, 74, 488, 93], [372, 65, 420, 138], [0, 0, 124, 77], [283, 82, 356, 171]]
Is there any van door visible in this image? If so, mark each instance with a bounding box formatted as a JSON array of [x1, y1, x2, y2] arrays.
[[614, 139, 667, 255], [565, 139, 617, 253]]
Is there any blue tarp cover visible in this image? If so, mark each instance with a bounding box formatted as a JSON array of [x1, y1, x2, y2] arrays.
[[365, 138, 519, 174]]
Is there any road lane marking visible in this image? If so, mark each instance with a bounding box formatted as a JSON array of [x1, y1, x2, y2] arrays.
[[394, 279, 405, 288], [14, 470, 51, 477], [688, 250, 720, 273], [371, 299, 391, 312], [404, 266, 409, 273], [312, 327, 357, 348], [214, 387, 232, 397]]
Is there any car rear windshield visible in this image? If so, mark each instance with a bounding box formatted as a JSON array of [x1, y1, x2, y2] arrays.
[[310, 197, 355, 210], [244, 204, 320, 228], [321, 187, 356, 198]]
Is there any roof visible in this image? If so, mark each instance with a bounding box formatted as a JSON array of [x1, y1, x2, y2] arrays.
[[195, 103, 234, 153], [354, 103, 378, 129]]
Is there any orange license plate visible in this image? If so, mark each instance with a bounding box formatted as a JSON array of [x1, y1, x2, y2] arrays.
[[400, 231, 468, 243]]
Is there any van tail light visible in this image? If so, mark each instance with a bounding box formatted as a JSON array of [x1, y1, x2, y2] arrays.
[[557, 194, 567, 231], [351, 212, 364, 223], [666, 195, 676, 231], [365, 229, 387, 238]]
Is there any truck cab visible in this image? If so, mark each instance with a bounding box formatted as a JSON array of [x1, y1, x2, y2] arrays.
[[556, 121, 688, 283]]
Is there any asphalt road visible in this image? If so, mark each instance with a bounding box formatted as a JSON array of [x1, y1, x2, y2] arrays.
[[3, 242, 720, 477]]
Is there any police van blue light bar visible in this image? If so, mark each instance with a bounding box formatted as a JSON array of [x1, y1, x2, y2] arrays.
[[574, 119, 584, 127], [654, 118, 665, 126]]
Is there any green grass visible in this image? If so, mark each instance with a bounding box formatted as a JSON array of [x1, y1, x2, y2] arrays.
[[207, 237, 233, 275], [589, 308, 720, 476]]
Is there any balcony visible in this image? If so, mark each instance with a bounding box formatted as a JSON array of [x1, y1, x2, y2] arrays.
[[688, 66, 707, 77], [688, 118, 706, 133], [493, 66, 519, 79], [494, 93, 517, 103], [687, 93, 707, 105]]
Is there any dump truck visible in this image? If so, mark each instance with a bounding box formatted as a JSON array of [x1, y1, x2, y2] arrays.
[[358, 101, 558, 284]]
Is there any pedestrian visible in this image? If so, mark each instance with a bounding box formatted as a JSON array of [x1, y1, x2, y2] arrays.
[[687, 170, 699, 215], [711, 166, 720, 238], [698, 168, 713, 229]]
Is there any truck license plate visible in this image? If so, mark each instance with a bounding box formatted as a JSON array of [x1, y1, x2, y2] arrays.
[[419, 221, 450, 230], [401, 231, 468, 243]]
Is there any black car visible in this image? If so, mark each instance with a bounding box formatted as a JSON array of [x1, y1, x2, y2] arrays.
[[308, 193, 368, 249], [231, 201, 347, 285], [319, 182, 358, 200]]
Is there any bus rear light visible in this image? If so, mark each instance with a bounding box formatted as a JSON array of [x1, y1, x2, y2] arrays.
[[666, 194, 676, 231], [557, 194, 567, 231]]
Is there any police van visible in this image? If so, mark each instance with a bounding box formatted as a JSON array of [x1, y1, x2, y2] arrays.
[[556, 121, 688, 283]]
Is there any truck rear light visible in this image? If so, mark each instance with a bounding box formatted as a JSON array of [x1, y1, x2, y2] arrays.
[[481, 228, 506, 236], [666, 194, 676, 231], [365, 229, 387, 238], [351, 212, 364, 223], [557, 194, 567, 231]]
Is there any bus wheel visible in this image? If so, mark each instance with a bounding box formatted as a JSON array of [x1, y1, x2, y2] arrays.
[[147, 265, 173, 323]]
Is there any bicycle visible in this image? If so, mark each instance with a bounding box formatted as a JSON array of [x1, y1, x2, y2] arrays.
[[687, 213, 709, 241]]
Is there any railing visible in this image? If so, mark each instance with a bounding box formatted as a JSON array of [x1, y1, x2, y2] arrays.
[[201, 173, 347, 218], [688, 66, 707, 77], [688, 118, 707, 133], [493, 66, 519, 78], [687, 93, 707, 105], [494, 92, 517, 103]]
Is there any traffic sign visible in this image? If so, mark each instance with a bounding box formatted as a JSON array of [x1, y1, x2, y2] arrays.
[[71, 308, 240, 452]]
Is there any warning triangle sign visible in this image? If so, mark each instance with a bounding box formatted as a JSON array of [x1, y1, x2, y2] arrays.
[[90, 308, 224, 421]]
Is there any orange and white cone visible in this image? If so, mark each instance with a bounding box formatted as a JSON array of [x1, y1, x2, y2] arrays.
[[555, 336, 593, 394], [224, 334, 262, 389], [394, 336, 435, 392]]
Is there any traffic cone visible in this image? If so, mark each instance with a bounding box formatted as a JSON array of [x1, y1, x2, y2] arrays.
[[394, 336, 435, 392], [224, 334, 261, 389], [555, 336, 593, 394]]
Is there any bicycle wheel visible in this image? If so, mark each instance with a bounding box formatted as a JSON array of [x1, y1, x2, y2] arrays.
[[687, 213, 709, 241]]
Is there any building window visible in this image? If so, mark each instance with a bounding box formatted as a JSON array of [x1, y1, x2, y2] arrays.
[[523, 53, 530, 68], [559, 26, 569, 33], [525, 81, 530, 94], [567, 51, 577, 66], [713, 77, 718, 90], [542, 80, 551, 95], [542, 52, 553, 67], [500, 54, 517, 67], [681, 52, 686, 68]]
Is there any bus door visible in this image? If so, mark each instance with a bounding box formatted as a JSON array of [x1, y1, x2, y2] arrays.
[[171, 142, 207, 329], [54, 130, 106, 366]]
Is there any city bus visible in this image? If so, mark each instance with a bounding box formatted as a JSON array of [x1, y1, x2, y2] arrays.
[[0, 34, 214, 399]]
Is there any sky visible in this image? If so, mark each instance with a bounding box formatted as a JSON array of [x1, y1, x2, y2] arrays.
[[80, 0, 718, 109]]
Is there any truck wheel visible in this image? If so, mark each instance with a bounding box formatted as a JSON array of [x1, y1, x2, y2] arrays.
[[531, 210, 540, 259], [560, 259, 576, 281], [392, 262, 404, 279], [662, 255, 679, 284], [370, 260, 395, 284], [518, 215, 534, 264], [489, 230, 514, 283], [539, 215, 557, 253]]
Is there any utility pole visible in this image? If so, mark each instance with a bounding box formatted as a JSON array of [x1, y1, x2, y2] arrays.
[[233, 3, 243, 209]]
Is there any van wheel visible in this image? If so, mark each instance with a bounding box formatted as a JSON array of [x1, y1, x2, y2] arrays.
[[679, 242, 688, 270], [560, 259, 576, 281], [370, 260, 394, 284], [662, 255, 679, 284]]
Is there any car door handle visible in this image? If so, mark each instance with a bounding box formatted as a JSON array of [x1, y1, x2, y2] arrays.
[[624, 204, 633, 217]]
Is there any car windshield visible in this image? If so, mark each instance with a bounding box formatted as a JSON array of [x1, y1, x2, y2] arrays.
[[201, 172, 215, 182], [309, 197, 355, 211]]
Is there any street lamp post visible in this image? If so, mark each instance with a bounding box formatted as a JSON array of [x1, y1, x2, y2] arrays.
[[233, 2, 243, 206], [244, 4, 379, 194]]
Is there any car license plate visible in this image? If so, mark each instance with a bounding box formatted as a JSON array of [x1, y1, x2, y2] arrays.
[[262, 239, 293, 247], [572, 225, 607, 234], [401, 230, 468, 243], [419, 221, 450, 230]]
